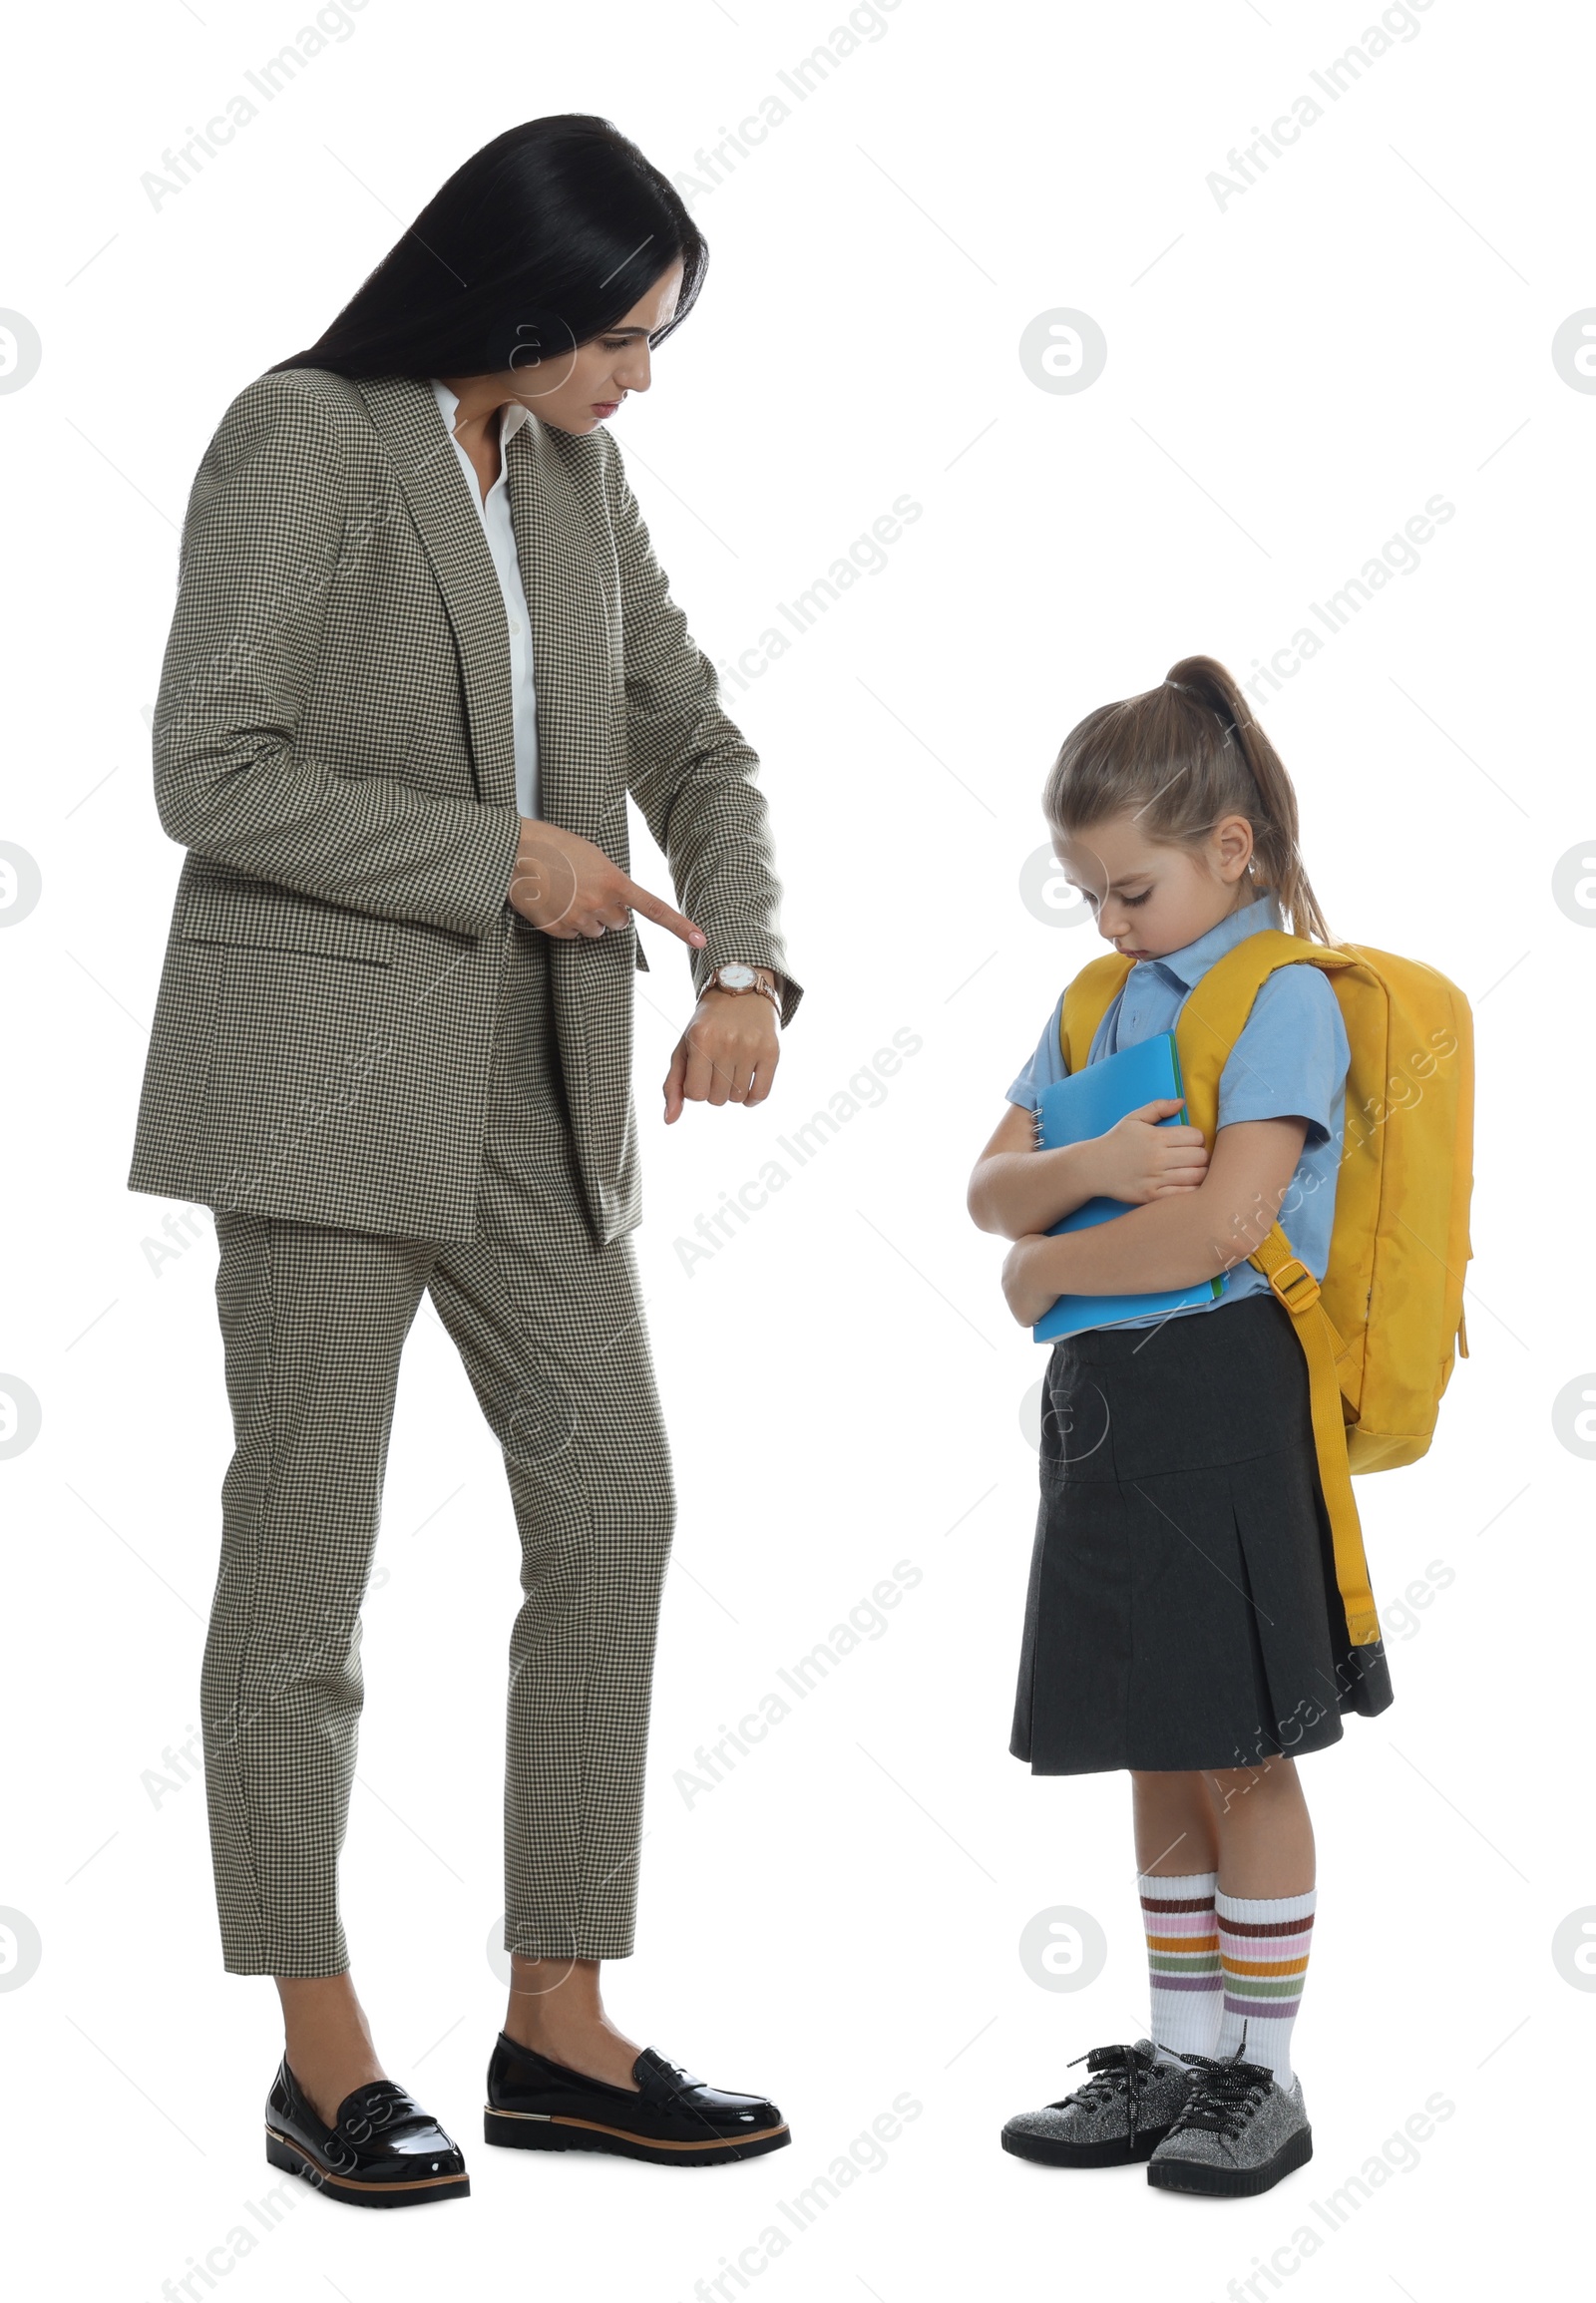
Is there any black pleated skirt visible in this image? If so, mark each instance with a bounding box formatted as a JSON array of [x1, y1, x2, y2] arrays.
[[1011, 1291, 1394, 1775]]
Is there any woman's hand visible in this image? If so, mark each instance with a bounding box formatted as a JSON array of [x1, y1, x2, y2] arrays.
[[1001, 1234, 1063, 1328], [664, 991, 781, 1122], [1092, 1097, 1208, 1203], [509, 820, 705, 949]]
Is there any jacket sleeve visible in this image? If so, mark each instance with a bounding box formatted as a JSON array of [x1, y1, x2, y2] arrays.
[[604, 440, 803, 1022], [152, 373, 523, 936]]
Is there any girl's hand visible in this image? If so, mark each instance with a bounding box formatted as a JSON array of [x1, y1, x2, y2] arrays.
[[1092, 1096, 1208, 1204], [1001, 1235, 1061, 1328]]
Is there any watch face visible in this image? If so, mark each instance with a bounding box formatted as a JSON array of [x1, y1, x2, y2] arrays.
[[717, 964, 756, 989]]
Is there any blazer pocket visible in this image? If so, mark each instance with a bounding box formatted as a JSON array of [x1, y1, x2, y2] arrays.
[[177, 873, 395, 968]]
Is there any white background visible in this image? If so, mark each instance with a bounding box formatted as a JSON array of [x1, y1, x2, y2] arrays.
[[2, 0, 1590, 2296]]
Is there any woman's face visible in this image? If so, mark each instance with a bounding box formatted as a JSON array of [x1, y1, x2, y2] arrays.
[[1054, 809, 1257, 962], [505, 259, 685, 434]]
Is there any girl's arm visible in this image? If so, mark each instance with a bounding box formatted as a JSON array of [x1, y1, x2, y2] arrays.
[[999, 1115, 1311, 1325], [968, 1102, 1108, 1239], [969, 1093, 1205, 1241]]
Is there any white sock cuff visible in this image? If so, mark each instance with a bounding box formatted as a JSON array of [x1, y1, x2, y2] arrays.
[[1139, 1870, 1218, 1902], [1215, 1885, 1317, 1924]]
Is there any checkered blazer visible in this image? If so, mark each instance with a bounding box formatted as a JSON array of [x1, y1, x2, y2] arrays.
[[127, 368, 800, 1245]]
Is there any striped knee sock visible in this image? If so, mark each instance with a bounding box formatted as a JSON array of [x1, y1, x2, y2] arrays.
[[1216, 1886, 1316, 2086], [1139, 1871, 1222, 2059]]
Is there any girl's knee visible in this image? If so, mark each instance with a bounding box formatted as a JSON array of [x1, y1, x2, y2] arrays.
[[1203, 1755, 1300, 1805]]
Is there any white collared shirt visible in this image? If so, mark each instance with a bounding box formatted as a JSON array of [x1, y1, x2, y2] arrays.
[[429, 377, 539, 821]]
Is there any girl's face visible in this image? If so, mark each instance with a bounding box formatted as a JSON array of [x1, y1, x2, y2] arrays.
[[501, 259, 685, 435], [1054, 809, 1258, 963]]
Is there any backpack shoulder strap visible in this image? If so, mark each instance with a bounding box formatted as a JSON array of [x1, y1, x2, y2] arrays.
[[1059, 952, 1133, 1072], [1173, 930, 1384, 1651], [1171, 929, 1356, 1141]]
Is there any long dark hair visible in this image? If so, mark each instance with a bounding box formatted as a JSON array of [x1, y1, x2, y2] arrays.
[[1041, 653, 1336, 945], [271, 115, 707, 380]]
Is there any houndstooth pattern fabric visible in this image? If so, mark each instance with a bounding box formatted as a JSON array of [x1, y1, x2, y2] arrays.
[[128, 364, 800, 1246], [203, 924, 674, 1974]]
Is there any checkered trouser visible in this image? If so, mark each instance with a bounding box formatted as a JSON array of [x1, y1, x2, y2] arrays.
[[200, 923, 674, 1975]]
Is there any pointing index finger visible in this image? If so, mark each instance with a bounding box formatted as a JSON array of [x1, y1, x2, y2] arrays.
[[623, 877, 705, 949]]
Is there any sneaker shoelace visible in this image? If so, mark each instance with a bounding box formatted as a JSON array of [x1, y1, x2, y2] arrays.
[[1164, 2050, 1275, 2147], [1056, 2042, 1159, 2153]]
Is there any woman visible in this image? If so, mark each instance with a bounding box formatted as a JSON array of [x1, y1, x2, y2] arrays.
[[127, 116, 800, 2204]]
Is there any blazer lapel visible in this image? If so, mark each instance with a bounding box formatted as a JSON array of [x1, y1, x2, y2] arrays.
[[354, 376, 520, 811], [505, 413, 617, 842]]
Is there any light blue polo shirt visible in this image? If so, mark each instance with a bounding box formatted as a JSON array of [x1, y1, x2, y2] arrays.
[[1004, 888, 1351, 1328]]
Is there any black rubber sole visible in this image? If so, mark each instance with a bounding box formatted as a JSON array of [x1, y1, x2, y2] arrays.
[[1146, 2122, 1313, 2196], [1002, 2121, 1174, 2168], [265, 2127, 470, 2206], [484, 2107, 791, 2168]]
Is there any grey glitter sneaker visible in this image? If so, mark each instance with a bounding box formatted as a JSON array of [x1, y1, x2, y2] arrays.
[[1001, 2040, 1192, 2167], [1146, 2050, 1313, 2196]]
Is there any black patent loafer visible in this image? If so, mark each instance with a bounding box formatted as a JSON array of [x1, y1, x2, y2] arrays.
[[264, 2058, 470, 2207], [484, 2035, 791, 2166]]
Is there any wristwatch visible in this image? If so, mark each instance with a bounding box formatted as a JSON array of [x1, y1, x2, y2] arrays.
[[703, 962, 783, 1017]]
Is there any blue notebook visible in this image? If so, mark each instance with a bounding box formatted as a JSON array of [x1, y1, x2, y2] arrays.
[[1030, 1028, 1227, 1343]]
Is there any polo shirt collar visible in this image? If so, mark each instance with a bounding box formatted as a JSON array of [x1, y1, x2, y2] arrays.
[[1135, 886, 1282, 989]]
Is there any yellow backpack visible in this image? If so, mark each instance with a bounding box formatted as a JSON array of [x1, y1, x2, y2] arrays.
[[1060, 931, 1474, 1652]]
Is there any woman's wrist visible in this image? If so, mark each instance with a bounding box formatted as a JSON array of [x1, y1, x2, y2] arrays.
[[701, 961, 784, 1017]]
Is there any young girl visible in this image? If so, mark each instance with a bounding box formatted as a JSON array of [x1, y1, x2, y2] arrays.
[[968, 655, 1392, 2199]]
